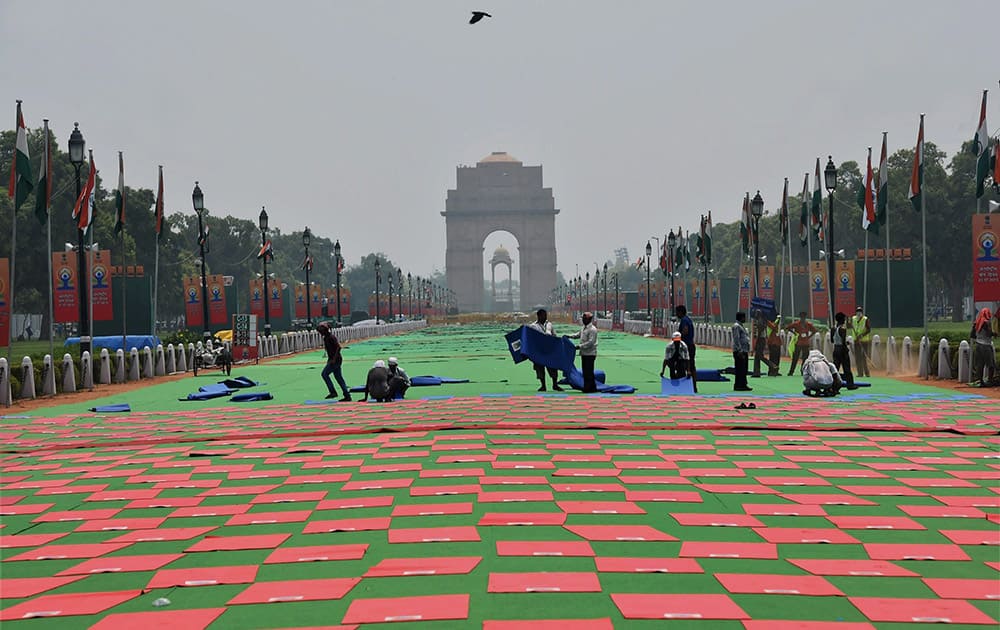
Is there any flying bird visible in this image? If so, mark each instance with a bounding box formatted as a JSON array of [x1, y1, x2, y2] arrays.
[[469, 11, 491, 24]]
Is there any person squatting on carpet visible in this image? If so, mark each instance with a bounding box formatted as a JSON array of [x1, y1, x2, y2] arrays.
[[528, 309, 563, 392], [969, 307, 997, 386], [676, 305, 698, 393], [318, 323, 351, 401], [832, 312, 858, 390], [732, 311, 751, 391], [851, 305, 872, 378], [387, 356, 410, 399], [567, 312, 599, 393], [802, 349, 843, 397], [785, 312, 817, 375], [661, 331, 689, 380], [364, 360, 392, 402]]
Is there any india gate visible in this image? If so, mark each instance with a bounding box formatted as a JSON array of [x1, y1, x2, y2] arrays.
[[442, 152, 559, 312]]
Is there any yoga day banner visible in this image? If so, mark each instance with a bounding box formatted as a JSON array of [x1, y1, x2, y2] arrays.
[[972, 214, 1000, 301], [738, 264, 752, 312], [834, 259, 856, 316], [183, 275, 204, 328], [207, 274, 228, 325], [759, 265, 775, 301], [51, 252, 78, 323], [809, 260, 829, 320], [89, 249, 114, 322], [249, 278, 265, 318]]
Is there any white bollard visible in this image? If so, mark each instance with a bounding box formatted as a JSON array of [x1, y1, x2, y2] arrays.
[[42, 355, 56, 395], [187, 343, 196, 371], [129, 348, 141, 382], [166, 344, 177, 374], [80, 351, 94, 390], [902, 336, 913, 373], [155, 344, 166, 376], [20, 356, 35, 400], [62, 353, 77, 393], [917, 336, 930, 378], [142, 347, 154, 379], [0, 358, 10, 407], [114, 349, 127, 383], [957, 340, 971, 384], [937, 339, 952, 379], [887, 336, 897, 375], [99, 349, 112, 384], [177, 343, 187, 372], [871, 335, 882, 370]]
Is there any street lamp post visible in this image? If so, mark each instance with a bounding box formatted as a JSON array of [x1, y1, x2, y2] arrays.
[[397, 269, 403, 319], [416, 276, 422, 318], [258, 207, 271, 338], [824, 156, 838, 326], [374, 259, 382, 324], [302, 227, 312, 325], [602, 262, 608, 316], [388, 272, 395, 321], [68, 123, 90, 355], [585, 272, 590, 312], [193, 183, 210, 341], [613, 272, 619, 322], [334, 240, 342, 325], [407, 272, 413, 319], [645, 241, 652, 320], [667, 230, 677, 317], [751, 191, 764, 303]]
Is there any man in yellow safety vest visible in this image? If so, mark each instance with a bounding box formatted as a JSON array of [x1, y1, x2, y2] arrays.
[[851, 305, 871, 378]]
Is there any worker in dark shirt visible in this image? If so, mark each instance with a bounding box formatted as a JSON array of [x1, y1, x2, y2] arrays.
[[318, 322, 351, 401]]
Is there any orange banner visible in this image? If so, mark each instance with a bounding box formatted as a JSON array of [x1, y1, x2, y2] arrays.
[[834, 260, 856, 317], [184, 276, 204, 328], [759, 265, 775, 301], [294, 284, 307, 319], [738, 264, 752, 311], [249, 278, 265, 317], [207, 274, 228, 325]]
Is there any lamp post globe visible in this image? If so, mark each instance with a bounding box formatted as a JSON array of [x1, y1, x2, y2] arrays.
[[824, 156, 838, 326], [68, 124, 90, 355], [258, 206, 271, 338]]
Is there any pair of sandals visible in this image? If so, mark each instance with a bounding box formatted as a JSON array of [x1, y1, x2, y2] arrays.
[[734, 402, 757, 409]]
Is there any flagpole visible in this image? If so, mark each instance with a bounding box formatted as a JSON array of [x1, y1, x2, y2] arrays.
[[44, 119, 54, 360], [886, 186, 893, 373], [788, 226, 795, 320], [920, 115, 928, 379], [154, 237, 159, 337], [119, 152, 127, 355], [7, 102, 19, 371], [807, 208, 814, 320], [863, 232, 869, 312], [153, 165, 162, 338]]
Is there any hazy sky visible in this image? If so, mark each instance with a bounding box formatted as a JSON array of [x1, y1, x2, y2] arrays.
[[3, 1, 996, 282]]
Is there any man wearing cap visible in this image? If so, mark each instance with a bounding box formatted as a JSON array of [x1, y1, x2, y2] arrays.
[[661, 331, 689, 380], [363, 359, 392, 403], [387, 357, 410, 399], [528, 309, 564, 392], [850, 305, 871, 378]]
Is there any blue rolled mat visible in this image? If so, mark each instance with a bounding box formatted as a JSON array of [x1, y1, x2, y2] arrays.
[[410, 376, 443, 387], [231, 392, 273, 402], [562, 368, 636, 394], [349, 385, 366, 393], [180, 390, 231, 401], [303, 399, 341, 405], [89, 403, 132, 413], [661, 377, 696, 395], [220, 376, 258, 388], [558, 370, 605, 385], [436, 376, 470, 384], [198, 383, 235, 395], [696, 369, 730, 382]]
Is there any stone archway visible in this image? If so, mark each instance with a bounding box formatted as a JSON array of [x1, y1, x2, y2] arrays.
[[442, 152, 558, 312]]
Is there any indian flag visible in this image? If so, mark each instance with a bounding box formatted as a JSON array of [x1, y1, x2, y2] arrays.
[[34, 119, 52, 225], [740, 193, 750, 255], [876, 132, 888, 227], [155, 166, 165, 239], [909, 114, 924, 212], [972, 90, 989, 199], [799, 173, 809, 246], [72, 151, 96, 233], [8, 100, 33, 210], [114, 152, 126, 236], [780, 177, 789, 246], [811, 158, 823, 242], [861, 147, 877, 233]]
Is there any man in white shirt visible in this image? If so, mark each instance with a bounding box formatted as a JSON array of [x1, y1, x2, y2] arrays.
[[528, 309, 563, 392], [568, 311, 599, 393]]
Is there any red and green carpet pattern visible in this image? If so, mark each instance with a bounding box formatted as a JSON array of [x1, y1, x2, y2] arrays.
[[1, 325, 998, 628]]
